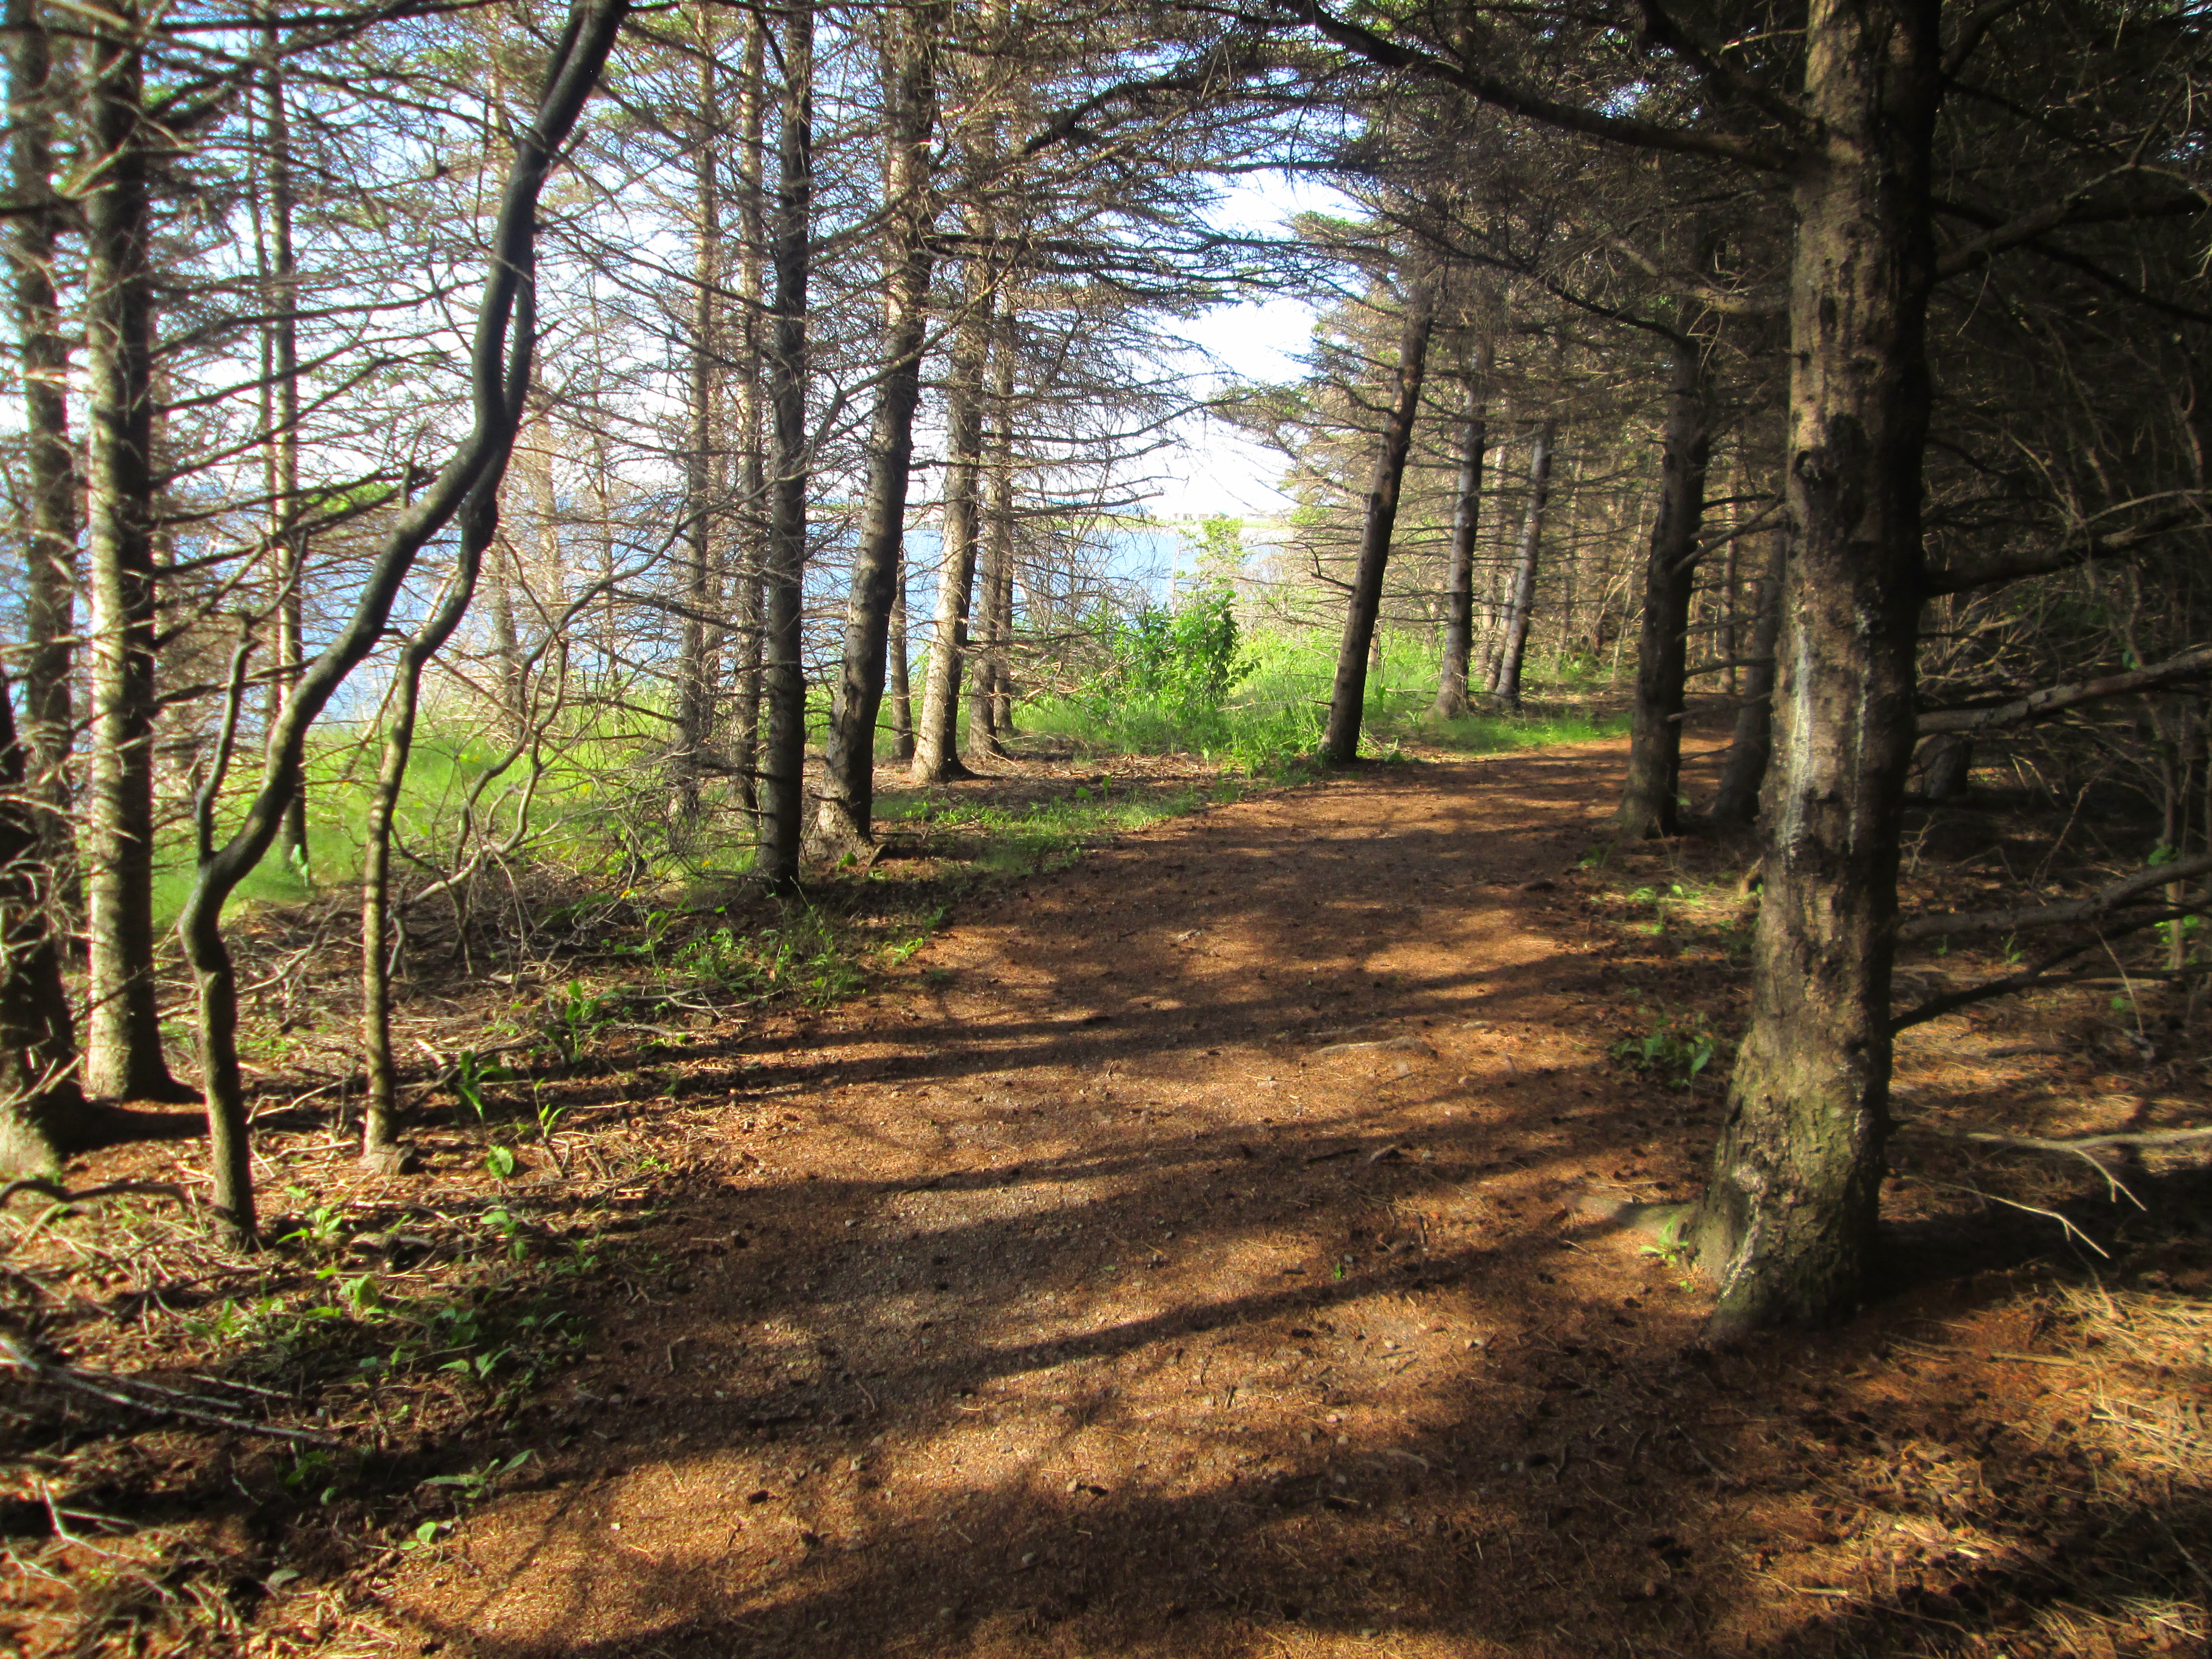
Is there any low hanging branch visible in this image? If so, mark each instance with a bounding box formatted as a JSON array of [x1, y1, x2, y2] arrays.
[[1917, 642, 2212, 736], [1897, 850, 2212, 943], [171, 0, 630, 1245]]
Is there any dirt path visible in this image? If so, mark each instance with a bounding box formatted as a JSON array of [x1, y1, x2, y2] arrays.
[[379, 741, 1760, 1658], [373, 744, 2032, 1657]]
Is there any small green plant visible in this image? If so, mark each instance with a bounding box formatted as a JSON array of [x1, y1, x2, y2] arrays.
[[452, 1049, 512, 1120], [423, 1450, 533, 1503], [484, 1144, 517, 1178], [534, 1096, 569, 1142], [1611, 1012, 1724, 1087], [397, 1520, 445, 1554], [547, 984, 612, 1063]]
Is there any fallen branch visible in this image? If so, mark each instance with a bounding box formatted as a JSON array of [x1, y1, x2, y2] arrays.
[[0, 1333, 339, 1446], [1899, 1122, 2212, 1154], [0, 1178, 194, 1213], [1917, 643, 2212, 736]]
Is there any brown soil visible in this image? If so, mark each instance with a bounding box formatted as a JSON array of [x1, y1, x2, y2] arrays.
[[7, 736, 2210, 1658]]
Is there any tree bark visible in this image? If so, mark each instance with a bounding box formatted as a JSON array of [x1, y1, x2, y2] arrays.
[[909, 263, 993, 784], [1614, 330, 1711, 839], [1322, 259, 1436, 765], [1707, 526, 1783, 829], [756, 0, 814, 886], [1489, 416, 1557, 709], [1431, 332, 1491, 719], [1693, 0, 1941, 1331], [8, 0, 75, 862], [816, 1, 938, 850], [82, 8, 188, 1104]]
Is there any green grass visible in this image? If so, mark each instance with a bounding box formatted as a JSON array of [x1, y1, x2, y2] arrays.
[[1022, 624, 1626, 769]]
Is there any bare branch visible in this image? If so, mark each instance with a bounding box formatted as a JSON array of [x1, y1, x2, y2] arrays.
[[1917, 644, 2212, 736]]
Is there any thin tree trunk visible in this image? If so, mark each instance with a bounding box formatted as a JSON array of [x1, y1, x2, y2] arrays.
[[1614, 331, 1711, 839], [361, 518, 496, 1167], [262, 25, 307, 871], [910, 264, 992, 783], [728, 9, 768, 817], [1490, 417, 1557, 709], [1322, 258, 1436, 764], [889, 550, 915, 761], [756, 0, 813, 885], [1692, 0, 1940, 1330], [177, 0, 625, 1244], [8, 0, 76, 863], [1431, 331, 1491, 719], [83, 8, 187, 1104], [817, 0, 938, 849], [673, 36, 720, 821], [969, 327, 1016, 759], [1708, 525, 1783, 828]]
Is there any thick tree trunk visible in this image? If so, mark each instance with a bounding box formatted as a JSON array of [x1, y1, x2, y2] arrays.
[[969, 332, 1017, 760], [1693, 0, 1940, 1330], [1614, 332, 1711, 839], [909, 267, 992, 784], [1708, 528, 1783, 828], [9, 0, 75, 859], [1322, 262, 1436, 764], [1431, 334, 1491, 719], [1490, 417, 1557, 709], [672, 42, 721, 822], [0, 677, 83, 1175], [756, 0, 814, 886], [83, 12, 187, 1104], [816, 2, 938, 850]]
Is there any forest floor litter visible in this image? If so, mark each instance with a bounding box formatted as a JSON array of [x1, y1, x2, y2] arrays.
[[4, 730, 2210, 1657]]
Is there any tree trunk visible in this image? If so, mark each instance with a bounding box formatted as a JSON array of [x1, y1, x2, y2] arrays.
[[1431, 332, 1491, 719], [889, 551, 915, 761], [969, 327, 1017, 760], [8, 0, 75, 861], [0, 675, 83, 1175], [1921, 733, 1972, 802], [261, 27, 308, 872], [756, 0, 814, 886], [361, 505, 495, 1167], [816, 1, 938, 850], [1322, 259, 1436, 764], [910, 264, 992, 784], [1693, 0, 1940, 1330], [82, 10, 187, 1104], [1614, 331, 1711, 839], [672, 39, 721, 822], [727, 9, 768, 817], [1490, 417, 1557, 709], [1708, 527, 1783, 828]]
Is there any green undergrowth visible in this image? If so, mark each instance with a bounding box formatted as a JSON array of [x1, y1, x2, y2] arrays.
[[1024, 622, 1626, 769]]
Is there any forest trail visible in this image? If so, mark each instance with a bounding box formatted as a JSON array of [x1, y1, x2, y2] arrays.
[[384, 739, 1799, 1658]]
